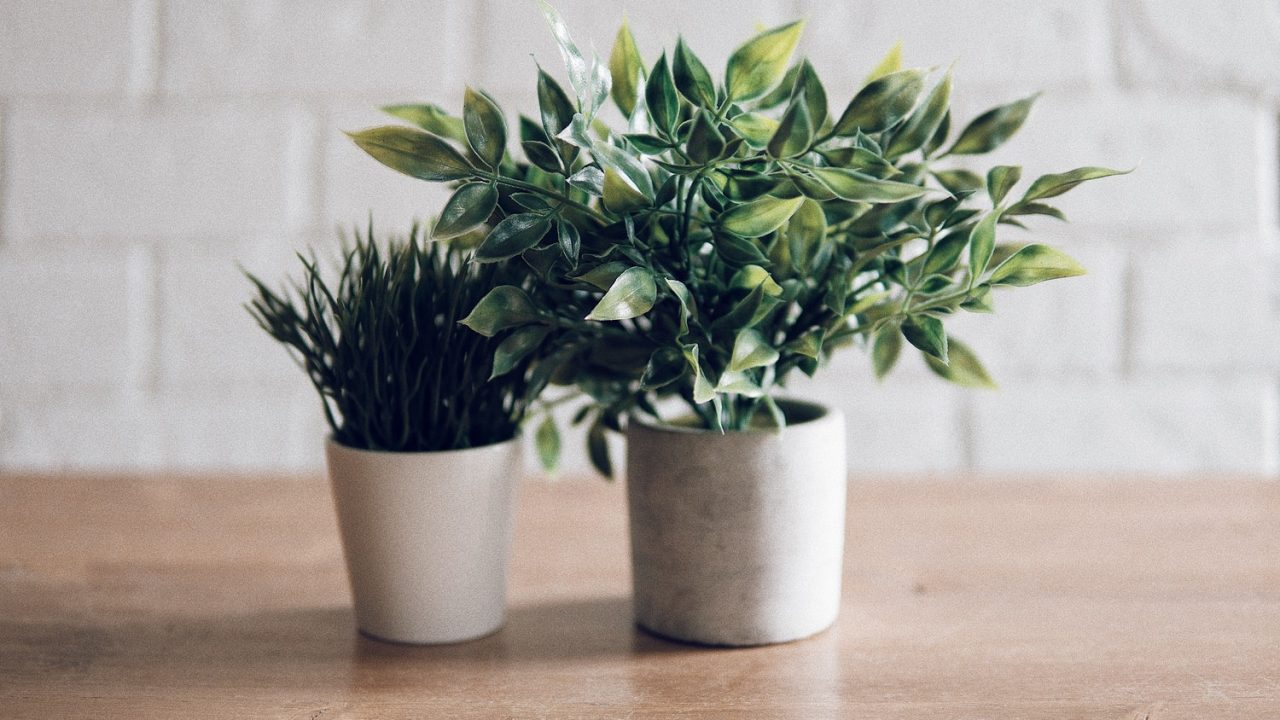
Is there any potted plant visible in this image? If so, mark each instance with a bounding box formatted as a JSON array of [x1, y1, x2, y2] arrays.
[[245, 224, 556, 644], [346, 2, 1127, 645]]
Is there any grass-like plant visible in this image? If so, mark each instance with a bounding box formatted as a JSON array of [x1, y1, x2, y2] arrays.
[[346, 2, 1127, 471], [245, 224, 552, 452]]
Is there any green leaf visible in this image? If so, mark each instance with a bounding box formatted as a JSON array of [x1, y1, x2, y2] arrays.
[[716, 369, 764, 398], [346, 126, 473, 182], [474, 213, 552, 262], [491, 325, 551, 379], [1021, 166, 1131, 203], [709, 284, 766, 333], [666, 278, 696, 337], [961, 284, 995, 313], [433, 182, 498, 239], [967, 208, 1003, 281], [556, 218, 581, 265], [1006, 202, 1067, 222], [572, 261, 628, 290], [865, 41, 903, 83], [537, 0, 594, 113], [793, 60, 829, 128], [566, 165, 605, 195], [768, 91, 814, 158], [871, 323, 902, 380], [788, 172, 838, 201], [673, 37, 716, 108], [460, 285, 541, 336], [609, 19, 644, 117], [686, 110, 726, 163], [783, 330, 823, 359], [535, 415, 561, 473], [762, 394, 787, 429], [381, 104, 467, 143], [946, 94, 1037, 156], [645, 53, 680, 134], [987, 165, 1022, 205], [932, 168, 984, 195], [729, 265, 783, 296], [715, 234, 771, 266], [723, 171, 781, 201], [833, 68, 926, 136], [809, 167, 930, 203], [728, 328, 780, 372], [725, 20, 805, 102], [602, 167, 650, 213], [463, 86, 507, 168], [825, 146, 899, 177], [590, 134, 655, 200], [681, 344, 717, 403], [923, 230, 968, 275], [924, 110, 951, 157], [729, 112, 780, 148], [886, 70, 951, 158], [586, 266, 657, 321], [925, 338, 996, 388], [720, 195, 805, 238], [522, 138, 562, 173], [641, 346, 686, 390], [901, 315, 947, 362], [537, 69, 576, 141], [626, 133, 670, 154], [757, 63, 802, 109], [787, 198, 826, 272], [988, 244, 1086, 286], [587, 420, 613, 478]]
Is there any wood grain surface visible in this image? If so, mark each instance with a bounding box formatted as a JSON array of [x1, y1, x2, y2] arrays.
[[1, 473, 1277, 719]]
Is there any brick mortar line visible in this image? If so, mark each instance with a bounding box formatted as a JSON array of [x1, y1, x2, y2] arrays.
[[133, 244, 162, 396], [127, 0, 161, 102], [285, 103, 324, 238], [1115, 0, 1280, 98], [1262, 104, 1280, 242], [1117, 250, 1137, 381], [957, 394, 977, 474], [1107, 0, 1142, 91], [1263, 375, 1280, 476], [0, 99, 7, 254]]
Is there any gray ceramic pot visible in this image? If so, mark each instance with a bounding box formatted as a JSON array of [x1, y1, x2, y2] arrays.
[[625, 399, 847, 646]]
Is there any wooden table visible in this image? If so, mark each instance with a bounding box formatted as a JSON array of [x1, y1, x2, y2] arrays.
[[1, 474, 1277, 719]]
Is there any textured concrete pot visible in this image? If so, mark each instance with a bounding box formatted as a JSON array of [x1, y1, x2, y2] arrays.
[[626, 400, 847, 646], [325, 436, 520, 644]]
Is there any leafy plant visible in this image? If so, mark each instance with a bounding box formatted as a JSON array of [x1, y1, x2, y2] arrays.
[[245, 223, 557, 452], [347, 2, 1128, 472]]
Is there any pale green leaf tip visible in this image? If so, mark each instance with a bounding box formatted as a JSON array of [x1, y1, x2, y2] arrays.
[[457, 318, 487, 336]]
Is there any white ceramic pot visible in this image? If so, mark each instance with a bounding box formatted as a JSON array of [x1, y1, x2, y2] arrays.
[[626, 400, 847, 646], [325, 436, 520, 644]]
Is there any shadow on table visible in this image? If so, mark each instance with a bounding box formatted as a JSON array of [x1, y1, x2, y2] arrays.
[[1, 596, 700, 693], [357, 595, 698, 664]]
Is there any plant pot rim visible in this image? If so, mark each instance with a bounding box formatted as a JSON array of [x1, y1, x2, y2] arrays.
[[628, 397, 840, 437], [325, 432, 521, 458]]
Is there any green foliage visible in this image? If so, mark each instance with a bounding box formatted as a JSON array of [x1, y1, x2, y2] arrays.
[[345, 3, 1129, 470], [244, 224, 555, 452]]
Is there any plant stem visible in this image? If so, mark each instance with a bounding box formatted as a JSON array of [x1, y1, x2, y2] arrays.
[[484, 173, 611, 224]]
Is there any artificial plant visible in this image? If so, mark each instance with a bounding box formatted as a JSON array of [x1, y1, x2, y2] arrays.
[[346, 2, 1127, 472], [245, 224, 557, 452]]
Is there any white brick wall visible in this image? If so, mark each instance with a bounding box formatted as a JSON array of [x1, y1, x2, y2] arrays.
[[4, 103, 310, 241], [0, 1, 137, 96], [0, 0, 1276, 476]]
